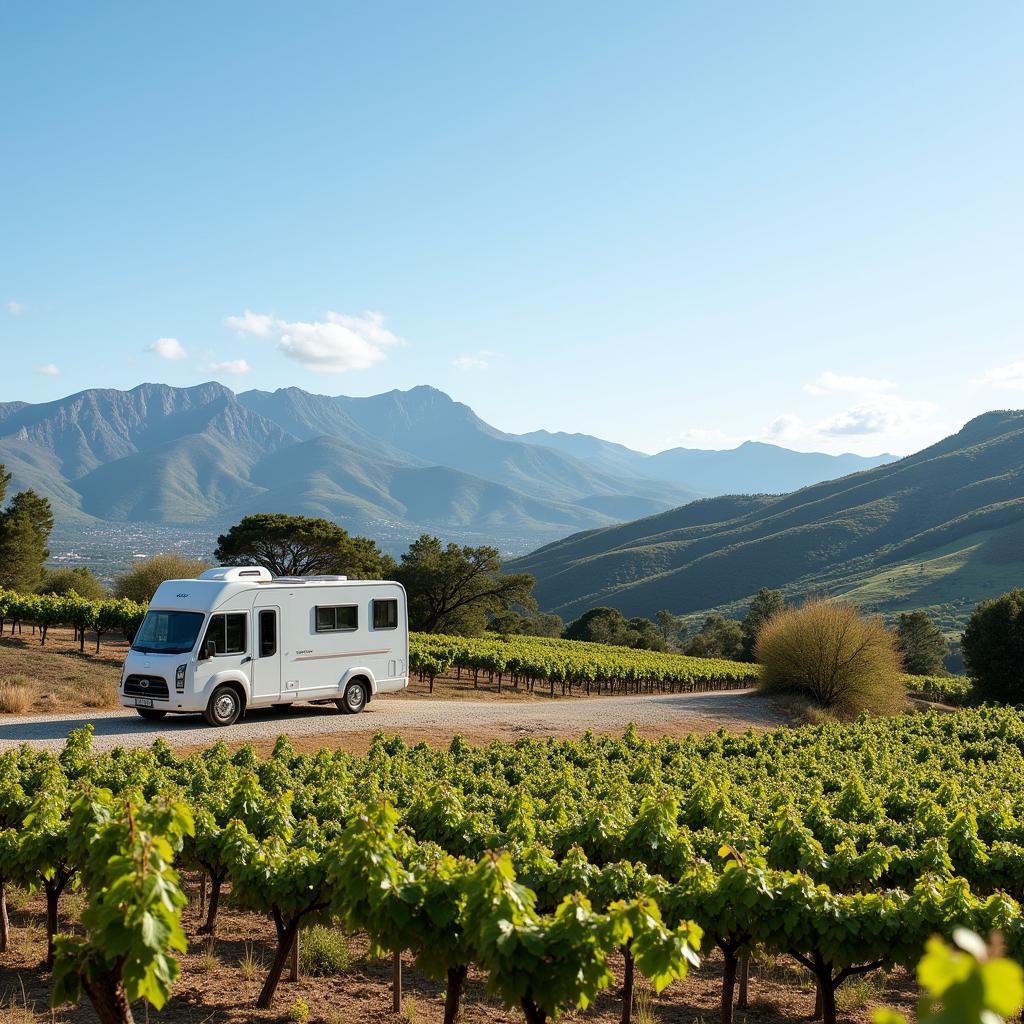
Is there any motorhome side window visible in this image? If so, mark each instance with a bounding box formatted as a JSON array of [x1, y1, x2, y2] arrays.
[[203, 613, 247, 655], [372, 599, 398, 630], [315, 605, 358, 632]]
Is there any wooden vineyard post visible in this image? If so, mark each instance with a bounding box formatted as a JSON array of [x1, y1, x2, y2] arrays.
[[393, 950, 403, 1012], [738, 957, 749, 1010], [290, 930, 299, 983]]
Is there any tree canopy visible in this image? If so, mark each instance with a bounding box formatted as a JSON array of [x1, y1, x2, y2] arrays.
[[683, 614, 743, 660], [740, 588, 785, 661], [0, 466, 54, 592], [114, 553, 212, 603], [894, 610, 948, 676], [961, 589, 1024, 703], [563, 607, 668, 652], [214, 514, 395, 579], [395, 535, 535, 635]]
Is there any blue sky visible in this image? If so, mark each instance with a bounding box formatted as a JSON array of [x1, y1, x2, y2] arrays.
[[1, 2, 1021, 455]]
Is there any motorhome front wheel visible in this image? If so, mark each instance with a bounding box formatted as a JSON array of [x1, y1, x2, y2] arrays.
[[204, 685, 242, 727]]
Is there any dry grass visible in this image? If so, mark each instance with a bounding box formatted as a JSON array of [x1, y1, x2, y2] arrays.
[[0, 676, 33, 714], [0, 627, 125, 715]]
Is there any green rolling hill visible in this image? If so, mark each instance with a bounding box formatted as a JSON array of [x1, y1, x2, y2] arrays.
[[511, 411, 1024, 631]]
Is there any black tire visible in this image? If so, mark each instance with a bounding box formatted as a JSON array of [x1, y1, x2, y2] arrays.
[[204, 685, 243, 727], [135, 708, 167, 721], [335, 679, 368, 715]]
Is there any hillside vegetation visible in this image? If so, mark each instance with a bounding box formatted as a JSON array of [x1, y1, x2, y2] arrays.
[[513, 411, 1024, 630]]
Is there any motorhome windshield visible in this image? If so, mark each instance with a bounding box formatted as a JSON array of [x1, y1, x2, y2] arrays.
[[131, 610, 206, 655]]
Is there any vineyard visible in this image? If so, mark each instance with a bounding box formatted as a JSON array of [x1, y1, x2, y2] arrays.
[[0, 587, 763, 699], [3, 708, 1024, 1023]]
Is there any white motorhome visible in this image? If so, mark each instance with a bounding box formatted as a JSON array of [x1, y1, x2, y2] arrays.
[[119, 566, 408, 726]]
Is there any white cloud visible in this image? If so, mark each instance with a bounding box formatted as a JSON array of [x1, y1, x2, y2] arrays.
[[453, 354, 489, 370], [7, 300, 25, 315], [972, 359, 1024, 390], [226, 309, 402, 373], [817, 396, 937, 437], [764, 414, 804, 441], [225, 310, 275, 337], [804, 371, 896, 396], [148, 337, 188, 360], [207, 359, 253, 375], [35, 362, 60, 376]]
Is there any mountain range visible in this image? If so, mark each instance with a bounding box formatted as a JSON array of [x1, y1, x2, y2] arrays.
[[0, 382, 892, 553], [511, 410, 1024, 632]]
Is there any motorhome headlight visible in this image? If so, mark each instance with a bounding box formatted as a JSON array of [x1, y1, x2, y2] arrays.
[[175, 664, 186, 692]]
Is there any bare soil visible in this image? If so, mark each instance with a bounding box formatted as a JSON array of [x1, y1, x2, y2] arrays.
[[0, 882, 916, 1024]]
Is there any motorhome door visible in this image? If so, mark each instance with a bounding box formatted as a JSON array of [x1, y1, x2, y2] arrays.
[[252, 606, 282, 702]]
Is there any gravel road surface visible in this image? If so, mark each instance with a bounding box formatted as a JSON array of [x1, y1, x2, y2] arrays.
[[0, 689, 783, 753]]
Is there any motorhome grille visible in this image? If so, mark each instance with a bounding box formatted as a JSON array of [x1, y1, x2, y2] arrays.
[[124, 675, 170, 700]]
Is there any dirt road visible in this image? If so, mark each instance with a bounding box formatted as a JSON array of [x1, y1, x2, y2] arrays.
[[0, 689, 784, 754]]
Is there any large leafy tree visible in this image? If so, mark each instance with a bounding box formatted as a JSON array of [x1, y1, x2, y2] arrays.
[[740, 588, 785, 661], [961, 589, 1024, 702], [684, 614, 744, 660], [895, 610, 948, 675], [563, 607, 668, 651], [396, 534, 535, 634], [0, 467, 54, 592], [214, 513, 395, 578], [113, 553, 211, 603]]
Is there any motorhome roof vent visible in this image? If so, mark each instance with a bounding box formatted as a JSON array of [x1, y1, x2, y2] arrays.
[[198, 566, 274, 582]]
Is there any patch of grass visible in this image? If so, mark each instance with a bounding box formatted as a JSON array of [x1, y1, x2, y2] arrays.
[[298, 924, 354, 977], [0, 677, 34, 714], [1, 978, 38, 1024], [401, 994, 418, 1023], [238, 942, 264, 983], [5, 886, 31, 912], [194, 938, 219, 974], [835, 972, 888, 1012], [634, 981, 656, 1024]]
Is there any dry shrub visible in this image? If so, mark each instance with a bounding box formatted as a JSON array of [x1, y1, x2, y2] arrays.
[[0, 677, 33, 714], [755, 599, 906, 716]]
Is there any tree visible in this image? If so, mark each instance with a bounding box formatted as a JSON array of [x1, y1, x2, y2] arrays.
[[684, 614, 744, 660], [655, 609, 684, 649], [5, 488, 54, 547], [40, 567, 105, 601], [113, 553, 211, 603], [756, 599, 905, 715], [563, 608, 667, 651], [740, 588, 785, 661], [0, 471, 53, 593], [214, 513, 395, 578], [488, 610, 564, 637], [894, 610, 948, 675], [627, 617, 668, 652], [0, 512, 48, 591], [961, 589, 1024, 702], [396, 535, 536, 635]]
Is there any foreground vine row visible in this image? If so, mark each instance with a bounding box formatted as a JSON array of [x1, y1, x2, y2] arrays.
[[4, 708, 1024, 1024]]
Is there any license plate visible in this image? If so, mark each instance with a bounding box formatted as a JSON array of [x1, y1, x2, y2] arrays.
[[134, 697, 154, 708]]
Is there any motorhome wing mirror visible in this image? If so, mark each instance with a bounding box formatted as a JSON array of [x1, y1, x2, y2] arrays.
[[201, 640, 217, 661]]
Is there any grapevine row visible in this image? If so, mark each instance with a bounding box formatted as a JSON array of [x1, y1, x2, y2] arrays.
[[4, 707, 1024, 1023]]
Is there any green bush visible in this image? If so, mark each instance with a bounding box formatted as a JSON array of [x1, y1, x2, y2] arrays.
[[299, 925, 353, 976], [961, 589, 1024, 704], [755, 599, 906, 715]]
